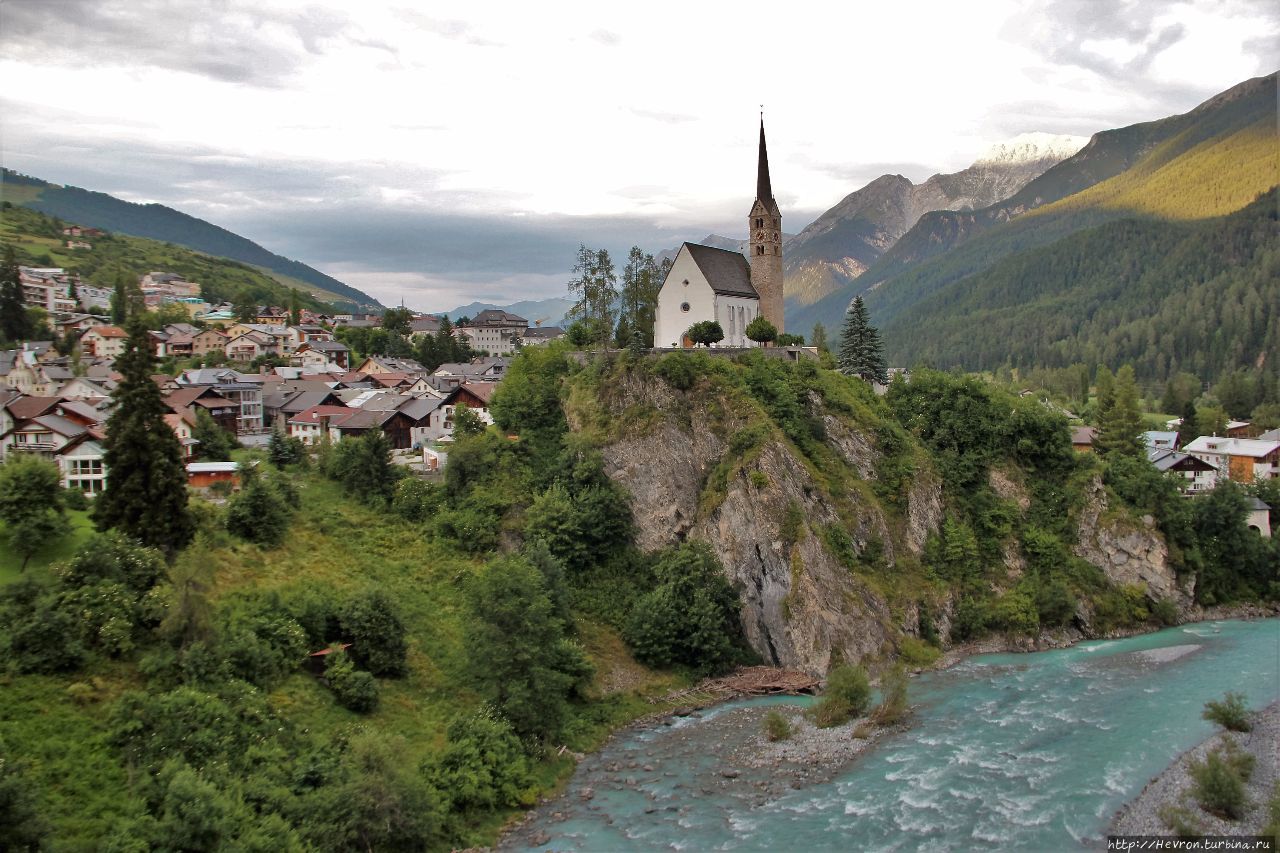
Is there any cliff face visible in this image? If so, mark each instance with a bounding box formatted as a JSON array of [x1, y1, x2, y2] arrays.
[[590, 372, 936, 675], [1073, 476, 1195, 608]]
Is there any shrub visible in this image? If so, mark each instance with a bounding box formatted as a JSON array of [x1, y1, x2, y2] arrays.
[[873, 665, 910, 725], [950, 596, 990, 642], [1158, 803, 1203, 837], [763, 710, 791, 742], [811, 664, 871, 728], [1189, 742, 1251, 819], [325, 650, 379, 713], [225, 478, 291, 546], [1203, 692, 1252, 732], [392, 478, 441, 523], [623, 543, 744, 676], [1151, 597, 1180, 626], [898, 636, 940, 668], [426, 709, 533, 811], [654, 353, 697, 391], [340, 590, 409, 678]]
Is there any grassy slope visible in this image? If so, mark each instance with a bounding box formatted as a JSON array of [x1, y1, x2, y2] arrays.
[[0, 204, 333, 312], [0, 511, 96, 585], [1, 474, 681, 849]]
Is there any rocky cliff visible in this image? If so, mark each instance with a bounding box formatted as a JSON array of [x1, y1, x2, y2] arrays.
[[1073, 475, 1195, 608], [586, 369, 941, 675]]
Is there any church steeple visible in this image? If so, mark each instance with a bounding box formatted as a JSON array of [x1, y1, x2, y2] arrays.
[[749, 115, 784, 333], [757, 119, 773, 204]]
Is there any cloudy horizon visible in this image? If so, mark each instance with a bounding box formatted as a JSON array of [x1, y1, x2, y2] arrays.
[[1, 0, 1276, 312]]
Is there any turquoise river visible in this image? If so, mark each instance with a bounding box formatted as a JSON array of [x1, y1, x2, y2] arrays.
[[505, 618, 1278, 851]]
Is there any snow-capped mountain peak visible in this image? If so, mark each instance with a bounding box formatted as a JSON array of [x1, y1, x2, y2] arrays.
[[976, 132, 1089, 166]]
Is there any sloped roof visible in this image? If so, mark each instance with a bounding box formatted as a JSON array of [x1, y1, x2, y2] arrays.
[[466, 309, 527, 327], [684, 243, 758, 298], [1184, 436, 1280, 458], [30, 413, 88, 438], [7, 396, 60, 420]]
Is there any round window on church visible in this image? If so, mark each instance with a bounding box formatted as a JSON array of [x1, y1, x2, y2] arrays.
[[680, 302, 690, 312]]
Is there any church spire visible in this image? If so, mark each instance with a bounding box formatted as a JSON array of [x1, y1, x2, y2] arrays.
[[756, 117, 773, 203]]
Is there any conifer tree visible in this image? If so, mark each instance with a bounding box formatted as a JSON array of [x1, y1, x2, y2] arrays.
[[0, 245, 32, 344], [93, 318, 195, 557], [1096, 365, 1145, 458], [837, 296, 887, 384], [811, 322, 829, 354]]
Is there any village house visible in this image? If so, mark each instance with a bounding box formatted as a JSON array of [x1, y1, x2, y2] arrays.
[[408, 316, 443, 340], [290, 340, 350, 371], [522, 326, 565, 345], [187, 461, 240, 490], [456, 309, 527, 355], [1071, 426, 1097, 453], [81, 326, 129, 359], [1147, 448, 1219, 494], [18, 267, 79, 315], [1183, 436, 1280, 482], [224, 329, 276, 362], [192, 328, 229, 357], [355, 355, 427, 375]]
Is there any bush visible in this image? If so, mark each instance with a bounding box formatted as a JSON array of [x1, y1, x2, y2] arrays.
[[1189, 741, 1252, 820], [392, 478, 441, 523], [1150, 597, 1180, 626], [950, 596, 990, 642], [811, 664, 872, 728], [426, 709, 533, 811], [1158, 803, 1203, 837], [873, 665, 910, 725], [62, 487, 89, 511], [340, 590, 409, 678], [898, 636, 941, 668], [325, 650, 379, 713], [654, 353, 697, 391], [1203, 692, 1252, 732], [225, 479, 291, 546], [763, 710, 791, 742], [623, 543, 744, 675]]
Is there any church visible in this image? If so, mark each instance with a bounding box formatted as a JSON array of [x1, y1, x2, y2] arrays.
[[654, 119, 784, 348]]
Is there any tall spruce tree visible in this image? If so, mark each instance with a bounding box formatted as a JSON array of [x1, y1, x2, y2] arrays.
[[1096, 364, 1145, 458], [566, 245, 618, 347], [0, 245, 32, 344], [93, 318, 195, 557], [837, 296, 888, 384]]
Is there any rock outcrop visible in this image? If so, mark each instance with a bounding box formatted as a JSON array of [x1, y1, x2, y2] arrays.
[[1073, 476, 1194, 607], [595, 373, 938, 674]]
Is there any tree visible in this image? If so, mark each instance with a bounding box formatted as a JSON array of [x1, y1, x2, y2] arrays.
[[811, 322, 829, 354], [452, 403, 486, 439], [192, 409, 237, 462], [288, 288, 301, 327], [92, 318, 195, 558], [225, 477, 291, 547], [618, 246, 662, 347], [745, 316, 778, 346], [0, 455, 67, 570], [1096, 365, 1145, 458], [566, 245, 618, 347], [267, 426, 304, 467], [233, 294, 257, 323], [464, 554, 592, 740], [381, 307, 413, 337], [327, 430, 400, 505], [0, 245, 33, 345], [685, 320, 724, 347], [837, 296, 887, 384], [623, 543, 743, 675], [340, 589, 409, 677]]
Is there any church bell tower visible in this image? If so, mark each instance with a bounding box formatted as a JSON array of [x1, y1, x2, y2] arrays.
[[748, 117, 784, 333]]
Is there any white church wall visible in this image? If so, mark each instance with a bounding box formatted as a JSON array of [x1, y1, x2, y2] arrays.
[[715, 295, 760, 347], [654, 248, 715, 347]]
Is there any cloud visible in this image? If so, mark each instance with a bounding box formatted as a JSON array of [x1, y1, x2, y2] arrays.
[[0, 0, 394, 86], [588, 29, 622, 46]]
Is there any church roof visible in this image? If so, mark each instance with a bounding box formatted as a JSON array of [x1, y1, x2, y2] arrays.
[[684, 243, 758, 299]]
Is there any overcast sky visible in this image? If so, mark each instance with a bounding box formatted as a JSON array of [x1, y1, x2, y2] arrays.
[[1, 0, 1276, 312]]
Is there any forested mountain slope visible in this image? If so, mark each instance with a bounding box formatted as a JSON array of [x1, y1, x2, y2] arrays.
[[788, 71, 1280, 340], [880, 189, 1279, 381]]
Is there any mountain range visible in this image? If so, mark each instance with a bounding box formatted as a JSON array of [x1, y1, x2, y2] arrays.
[[786, 70, 1279, 383], [0, 168, 383, 310], [782, 132, 1087, 308]]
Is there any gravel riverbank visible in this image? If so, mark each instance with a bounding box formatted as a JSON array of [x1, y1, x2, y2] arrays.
[[1109, 700, 1279, 837]]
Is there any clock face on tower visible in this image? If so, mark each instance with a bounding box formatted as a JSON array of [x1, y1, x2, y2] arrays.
[[753, 230, 766, 241]]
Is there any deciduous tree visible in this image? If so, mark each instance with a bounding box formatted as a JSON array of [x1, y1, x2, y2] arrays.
[[0, 454, 66, 570]]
